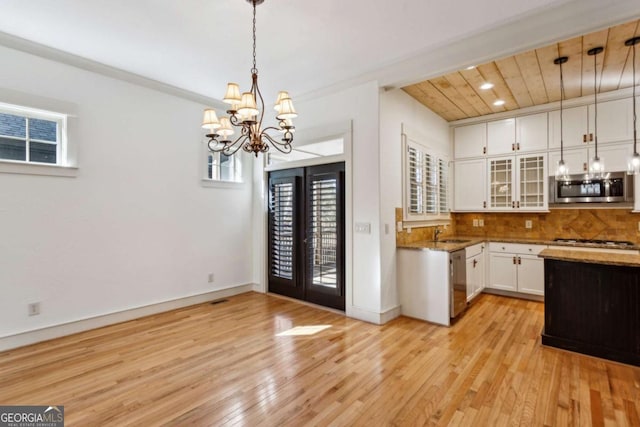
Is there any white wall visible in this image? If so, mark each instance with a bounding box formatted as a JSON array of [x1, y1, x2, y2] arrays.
[[379, 89, 450, 312], [0, 45, 254, 340]]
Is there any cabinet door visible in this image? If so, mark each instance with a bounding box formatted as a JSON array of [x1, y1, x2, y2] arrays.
[[591, 98, 633, 144], [488, 157, 514, 209], [549, 105, 588, 149], [548, 148, 588, 176], [590, 143, 632, 173], [466, 254, 484, 302], [487, 119, 516, 155], [517, 255, 544, 296], [516, 113, 548, 152], [488, 252, 517, 291], [516, 154, 546, 210], [454, 123, 487, 159], [454, 159, 487, 211]]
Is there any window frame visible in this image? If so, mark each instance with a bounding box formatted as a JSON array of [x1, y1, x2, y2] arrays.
[[200, 140, 246, 189], [0, 100, 75, 177], [402, 133, 451, 224]]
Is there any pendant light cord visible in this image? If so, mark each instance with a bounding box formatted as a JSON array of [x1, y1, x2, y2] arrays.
[[633, 38, 638, 155], [593, 51, 598, 158], [560, 60, 564, 160]]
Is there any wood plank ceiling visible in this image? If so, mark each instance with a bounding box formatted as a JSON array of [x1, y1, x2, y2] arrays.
[[403, 19, 640, 122]]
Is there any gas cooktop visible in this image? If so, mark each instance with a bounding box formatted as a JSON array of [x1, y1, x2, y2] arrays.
[[553, 238, 635, 247]]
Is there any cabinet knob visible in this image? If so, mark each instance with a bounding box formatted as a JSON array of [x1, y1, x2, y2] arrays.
[[512, 143, 515, 151], [483, 201, 487, 208], [590, 133, 594, 142], [483, 146, 486, 155], [516, 143, 520, 151], [583, 162, 587, 172], [513, 256, 516, 264], [583, 134, 587, 143]]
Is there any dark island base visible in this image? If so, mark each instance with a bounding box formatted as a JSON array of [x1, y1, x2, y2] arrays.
[[542, 329, 640, 367], [542, 259, 640, 368]]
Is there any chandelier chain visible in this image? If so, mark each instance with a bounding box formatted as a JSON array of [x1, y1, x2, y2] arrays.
[[252, 1, 258, 74]]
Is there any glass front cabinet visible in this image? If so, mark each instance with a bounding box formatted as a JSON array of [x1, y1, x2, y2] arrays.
[[488, 154, 546, 211]]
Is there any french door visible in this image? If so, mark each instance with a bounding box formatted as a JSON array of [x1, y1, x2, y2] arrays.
[[268, 162, 345, 310]]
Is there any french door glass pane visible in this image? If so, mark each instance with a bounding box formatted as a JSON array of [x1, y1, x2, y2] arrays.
[[309, 178, 338, 289], [270, 182, 294, 279]]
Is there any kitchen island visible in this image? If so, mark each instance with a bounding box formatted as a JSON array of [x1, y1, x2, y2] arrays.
[[539, 249, 640, 366]]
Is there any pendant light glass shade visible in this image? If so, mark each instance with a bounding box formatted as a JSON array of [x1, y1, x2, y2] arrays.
[[554, 56, 570, 181], [588, 47, 605, 179], [626, 36, 640, 175]]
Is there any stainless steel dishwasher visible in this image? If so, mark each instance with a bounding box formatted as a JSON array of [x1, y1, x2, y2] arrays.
[[450, 249, 467, 318]]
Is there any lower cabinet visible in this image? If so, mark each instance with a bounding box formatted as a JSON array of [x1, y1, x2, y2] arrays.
[[466, 243, 485, 301], [488, 243, 545, 296]]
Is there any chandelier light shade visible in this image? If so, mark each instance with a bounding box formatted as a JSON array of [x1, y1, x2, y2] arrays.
[[202, 0, 296, 157], [626, 36, 640, 175], [554, 55, 570, 182], [588, 46, 605, 179]]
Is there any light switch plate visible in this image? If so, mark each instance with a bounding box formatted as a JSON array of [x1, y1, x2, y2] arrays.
[[355, 222, 371, 234], [525, 220, 532, 229], [473, 219, 479, 227], [479, 219, 484, 227]]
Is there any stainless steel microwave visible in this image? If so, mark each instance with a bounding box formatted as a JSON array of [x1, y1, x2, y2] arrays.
[[550, 172, 634, 204]]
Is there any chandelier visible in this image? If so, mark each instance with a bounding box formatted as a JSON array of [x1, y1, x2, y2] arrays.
[[201, 0, 296, 157]]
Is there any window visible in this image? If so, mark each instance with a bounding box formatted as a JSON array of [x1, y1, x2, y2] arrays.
[[206, 152, 242, 183], [0, 106, 65, 166], [403, 136, 450, 223]]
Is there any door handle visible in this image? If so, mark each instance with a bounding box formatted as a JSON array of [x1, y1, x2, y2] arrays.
[[513, 256, 516, 264], [473, 259, 478, 268], [518, 257, 522, 265], [512, 143, 515, 151], [516, 143, 520, 151]]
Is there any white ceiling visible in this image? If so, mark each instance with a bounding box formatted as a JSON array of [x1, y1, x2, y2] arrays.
[[0, 0, 639, 105]]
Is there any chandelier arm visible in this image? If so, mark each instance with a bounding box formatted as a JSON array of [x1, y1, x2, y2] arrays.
[[261, 132, 293, 154], [222, 134, 251, 156], [253, 73, 266, 135], [260, 126, 294, 144]]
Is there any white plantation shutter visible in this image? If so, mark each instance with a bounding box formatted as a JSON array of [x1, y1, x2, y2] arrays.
[[403, 136, 450, 222]]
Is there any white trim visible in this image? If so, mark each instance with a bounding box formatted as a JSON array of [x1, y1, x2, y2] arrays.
[[348, 304, 401, 325], [0, 284, 254, 352], [0, 160, 77, 177], [265, 153, 346, 172], [200, 178, 245, 189]]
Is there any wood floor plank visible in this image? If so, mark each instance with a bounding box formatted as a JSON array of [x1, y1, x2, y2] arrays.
[[1, 292, 639, 426]]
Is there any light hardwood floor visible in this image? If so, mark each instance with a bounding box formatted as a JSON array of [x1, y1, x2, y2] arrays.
[[1, 292, 639, 426]]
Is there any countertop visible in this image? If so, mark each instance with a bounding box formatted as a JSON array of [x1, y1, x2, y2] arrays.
[[397, 236, 640, 253], [539, 248, 640, 267]]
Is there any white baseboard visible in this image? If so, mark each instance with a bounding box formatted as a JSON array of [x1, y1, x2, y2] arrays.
[[0, 284, 254, 352], [347, 304, 401, 325]]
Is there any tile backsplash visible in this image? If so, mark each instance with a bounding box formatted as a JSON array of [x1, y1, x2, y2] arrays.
[[396, 208, 640, 244]]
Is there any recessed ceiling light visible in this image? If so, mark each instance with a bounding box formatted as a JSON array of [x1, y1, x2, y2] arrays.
[[493, 99, 505, 106], [466, 65, 476, 70], [480, 82, 494, 90]]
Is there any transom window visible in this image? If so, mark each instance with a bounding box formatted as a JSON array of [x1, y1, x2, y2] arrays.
[[0, 106, 65, 165]]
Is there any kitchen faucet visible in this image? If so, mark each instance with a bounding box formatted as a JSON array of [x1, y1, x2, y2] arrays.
[[433, 226, 443, 242]]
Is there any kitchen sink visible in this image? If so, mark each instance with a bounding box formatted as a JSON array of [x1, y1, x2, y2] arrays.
[[432, 239, 471, 244]]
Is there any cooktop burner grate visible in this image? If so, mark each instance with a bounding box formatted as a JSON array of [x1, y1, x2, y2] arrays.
[[553, 238, 635, 247]]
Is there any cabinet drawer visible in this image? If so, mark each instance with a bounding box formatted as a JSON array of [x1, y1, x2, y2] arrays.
[[489, 242, 546, 255], [466, 243, 484, 258]]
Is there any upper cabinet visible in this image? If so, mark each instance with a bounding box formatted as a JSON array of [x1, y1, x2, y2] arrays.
[[487, 119, 515, 155], [549, 98, 633, 149], [454, 123, 486, 159]]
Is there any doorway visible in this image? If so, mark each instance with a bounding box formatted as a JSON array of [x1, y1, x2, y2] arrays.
[[268, 162, 345, 310]]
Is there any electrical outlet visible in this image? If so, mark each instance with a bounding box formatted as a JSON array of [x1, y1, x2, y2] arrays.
[[208, 273, 215, 283], [355, 222, 371, 234], [473, 219, 479, 227], [28, 302, 40, 316], [479, 219, 484, 227], [525, 220, 532, 229], [396, 221, 403, 232]]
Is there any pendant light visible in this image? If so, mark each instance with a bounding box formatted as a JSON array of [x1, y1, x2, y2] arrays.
[[554, 56, 570, 181], [588, 46, 605, 179], [626, 36, 640, 175]]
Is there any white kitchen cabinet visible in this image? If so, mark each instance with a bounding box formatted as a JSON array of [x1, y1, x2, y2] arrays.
[[488, 243, 546, 296], [454, 123, 486, 159], [488, 154, 547, 211], [487, 114, 547, 156], [487, 119, 516, 155], [516, 113, 548, 152], [549, 105, 589, 149], [454, 158, 487, 211], [548, 143, 632, 176], [466, 243, 485, 301], [549, 98, 633, 149]]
